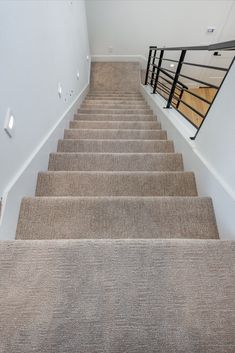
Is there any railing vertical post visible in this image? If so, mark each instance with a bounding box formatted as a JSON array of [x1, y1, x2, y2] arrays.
[[153, 49, 164, 94], [166, 50, 186, 108], [150, 48, 157, 87], [145, 46, 155, 85], [176, 88, 184, 109]]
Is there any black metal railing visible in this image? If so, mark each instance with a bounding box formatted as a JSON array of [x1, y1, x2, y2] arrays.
[[144, 40, 235, 139]]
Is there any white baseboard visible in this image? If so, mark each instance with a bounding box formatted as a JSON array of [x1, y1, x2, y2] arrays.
[[141, 84, 235, 240], [0, 83, 89, 240], [91, 54, 147, 69]]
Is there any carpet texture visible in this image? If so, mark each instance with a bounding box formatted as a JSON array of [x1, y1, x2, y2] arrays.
[[16, 197, 218, 240], [0, 239, 234, 353], [16, 85, 219, 240], [3, 64, 234, 352], [57, 139, 175, 153]]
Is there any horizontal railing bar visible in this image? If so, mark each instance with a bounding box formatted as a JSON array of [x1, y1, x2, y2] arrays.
[[158, 81, 181, 96], [157, 83, 174, 95], [155, 57, 179, 63], [159, 75, 182, 91], [156, 89, 178, 107], [178, 73, 219, 89], [155, 86, 200, 129], [156, 86, 170, 96], [156, 83, 180, 100], [157, 81, 170, 90], [153, 64, 188, 89], [183, 61, 228, 71], [175, 110, 200, 129], [209, 40, 235, 51], [179, 99, 206, 118], [154, 40, 235, 51], [181, 88, 212, 104]]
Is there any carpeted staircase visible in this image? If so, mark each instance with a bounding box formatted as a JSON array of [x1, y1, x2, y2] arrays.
[[16, 91, 219, 240], [1, 77, 235, 351]]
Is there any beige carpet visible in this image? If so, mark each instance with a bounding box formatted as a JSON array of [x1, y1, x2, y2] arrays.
[[16, 88, 218, 240], [0, 239, 234, 353], [2, 63, 234, 351]]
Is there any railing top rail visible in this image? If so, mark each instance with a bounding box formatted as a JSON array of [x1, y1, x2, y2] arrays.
[[149, 40, 235, 52]]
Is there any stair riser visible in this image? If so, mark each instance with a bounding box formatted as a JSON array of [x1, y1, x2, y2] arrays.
[[57, 140, 175, 153], [48, 153, 183, 172], [64, 129, 167, 140], [36, 172, 197, 197], [69, 121, 161, 130], [16, 197, 219, 240], [78, 109, 153, 115], [75, 114, 156, 121]]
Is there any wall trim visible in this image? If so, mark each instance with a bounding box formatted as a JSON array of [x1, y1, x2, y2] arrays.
[[0, 83, 89, 239], [91, 54, 147, 69], [141, 84, 235, 239]]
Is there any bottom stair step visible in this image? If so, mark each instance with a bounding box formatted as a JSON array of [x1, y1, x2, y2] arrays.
[[16, 197, 219, 240], [0, 239, 234, 352]]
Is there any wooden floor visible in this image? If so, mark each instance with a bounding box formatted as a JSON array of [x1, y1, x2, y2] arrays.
[[178, 88, 217, 127], [156, 87, 217, 128]]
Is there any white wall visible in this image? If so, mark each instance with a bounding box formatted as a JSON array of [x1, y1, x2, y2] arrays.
[[196, 61, 235, 202], [86, 0, 235, 56], [86, 0, 235, 85], [141, 60, 235, 239], [0, 0, 90, 239]]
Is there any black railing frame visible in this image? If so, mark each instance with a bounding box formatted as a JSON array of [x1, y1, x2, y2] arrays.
[[144, 40, 235, 139]]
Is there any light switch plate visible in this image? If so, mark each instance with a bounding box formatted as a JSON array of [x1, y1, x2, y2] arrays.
[[4, 108, 15, 138], [58, 83, 62, 98]]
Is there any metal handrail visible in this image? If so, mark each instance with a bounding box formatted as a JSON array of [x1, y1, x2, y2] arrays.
[[154, 40, 235, 51], [144, 40, 235, 139]]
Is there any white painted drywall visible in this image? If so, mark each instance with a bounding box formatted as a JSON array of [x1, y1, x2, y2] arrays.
[[141, 60, 235, 239], [195, 60, 235, 200], [86, 0, 235, 55], [86, 0, 235, 85], [0, 0, 90, 239]]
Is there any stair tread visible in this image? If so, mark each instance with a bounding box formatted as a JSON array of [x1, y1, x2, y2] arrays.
[[16, 196, 219, 240], [70, 121, 161, 130], [58, 139, 175, 153], [48, 152, 183, 171], [64, 129, 167, 140], [78, 109, 152, 113], [36, 171, 197, 197], [75, 113, 156, 121]]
